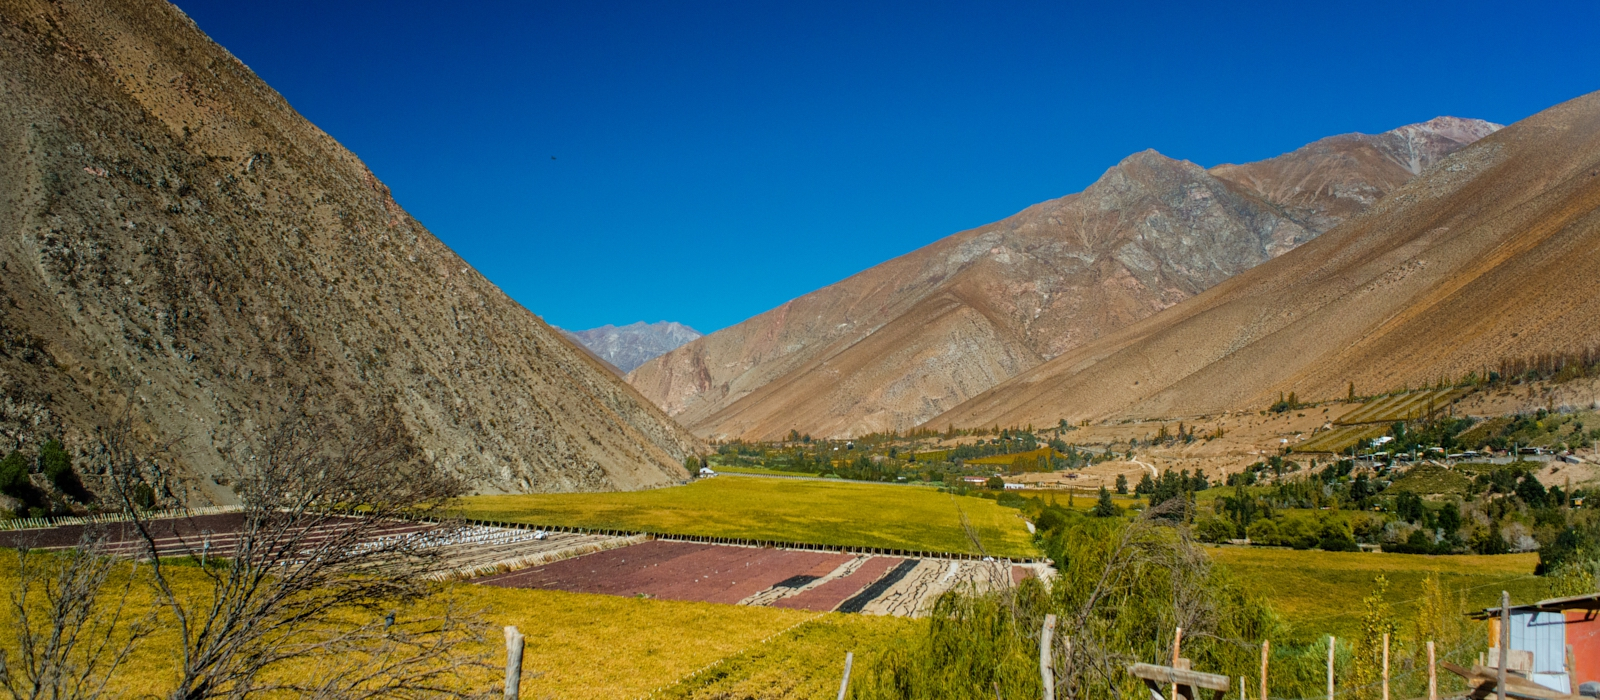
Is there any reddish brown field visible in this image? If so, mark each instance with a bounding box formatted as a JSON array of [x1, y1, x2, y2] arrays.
[[773, 556, 902, 611], [477, 541, 857, 604]]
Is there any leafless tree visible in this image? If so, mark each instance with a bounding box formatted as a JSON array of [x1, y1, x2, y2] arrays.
[[99, 402, 492, 699], [0, 532, 150, 700]]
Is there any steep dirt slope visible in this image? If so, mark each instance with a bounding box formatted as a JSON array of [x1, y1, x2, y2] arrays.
[[932, 92, 1600, 430], [632, 119, 1496, 439], [0, 0, 702, 502]]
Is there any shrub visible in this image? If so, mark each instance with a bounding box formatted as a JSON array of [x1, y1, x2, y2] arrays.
[[1247, 518, 1279, 544], [0, 451, 28, 500], [39, 439, 92, 503], [1319, 519, 1360, 552], [1195, 516, 1236, 543]]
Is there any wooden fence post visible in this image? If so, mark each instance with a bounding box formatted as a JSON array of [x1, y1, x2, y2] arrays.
[[1260, 640, 1269, 700], [1327, 636, 1335, 700], [1041, 614, 1057, 699], [1173, 627, 1183, 700], [1381, 633, 1390, 700], [838, 651, 854, 700], [1427, 640, 1437, 700], [1498, 591, 1509, 700], [504, 625, 525, 700], [1063, 636, 1072, 700]]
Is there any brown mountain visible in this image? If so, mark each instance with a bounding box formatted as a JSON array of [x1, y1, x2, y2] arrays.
[[931, 92, 1600, 430], [0, 0, 702, 502], [629, 118, 1498, 440]]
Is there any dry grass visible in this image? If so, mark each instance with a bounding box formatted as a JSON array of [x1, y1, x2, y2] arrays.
[[0, 550, 891, 700]]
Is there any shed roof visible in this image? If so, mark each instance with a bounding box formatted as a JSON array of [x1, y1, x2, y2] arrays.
[[1471, 593, 1600, 619]]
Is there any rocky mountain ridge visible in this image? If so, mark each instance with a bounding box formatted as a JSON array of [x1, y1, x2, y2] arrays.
[[629, 116, 1499, 440], [931, 92, 1600, 429]]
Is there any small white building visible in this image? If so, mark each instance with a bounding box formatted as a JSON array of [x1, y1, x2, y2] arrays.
[[699, 466, 717, 477]]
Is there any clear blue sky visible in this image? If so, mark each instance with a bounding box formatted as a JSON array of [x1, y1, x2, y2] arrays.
[[173, 0, 1598, 334]]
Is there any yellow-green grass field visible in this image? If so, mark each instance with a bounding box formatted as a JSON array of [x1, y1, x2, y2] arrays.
[[1208, 547, 1548, 639], [966, 447, 1055, 466], [0, 551, 911, 700], [713, 465, 822, 477], [458, 476, 1038, 558]]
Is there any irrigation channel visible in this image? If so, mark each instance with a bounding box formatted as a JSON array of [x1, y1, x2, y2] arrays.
[[0, 510, 1051, 618]]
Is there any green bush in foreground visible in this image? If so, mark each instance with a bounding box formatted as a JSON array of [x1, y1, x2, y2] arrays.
[[856, 506, 1513, 700], [856, 507, 1273, 699]]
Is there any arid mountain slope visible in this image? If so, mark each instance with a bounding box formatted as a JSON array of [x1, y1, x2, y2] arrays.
[[0, 0, 702, 502], [932, 92, 1600, 430], [631, 118, 1497, 439], [561, 322, 702, 374]]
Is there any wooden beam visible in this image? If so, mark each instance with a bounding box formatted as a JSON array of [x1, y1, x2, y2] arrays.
[[1129, 663, 1231, 692]]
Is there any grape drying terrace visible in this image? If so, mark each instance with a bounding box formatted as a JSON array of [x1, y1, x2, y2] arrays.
[[0, 509, 1045, 617]]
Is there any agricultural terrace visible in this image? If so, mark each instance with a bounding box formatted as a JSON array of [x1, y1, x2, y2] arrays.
[[455, 475, 1038, 558]]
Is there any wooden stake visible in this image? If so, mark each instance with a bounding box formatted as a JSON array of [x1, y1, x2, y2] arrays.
[[1041, 614, 1057, 700], [1063, 636, 1073, 700], [1382, 632, 1390, 700], [1327, 636, 1335, 700], [1427, 640, 1437, 700], [504, 626, 525, 700], [1261, 640, 1270, 700], [1498, 591, 1509, 700], [1173, 628, 1183, 700], [838, 651, 854, 700]]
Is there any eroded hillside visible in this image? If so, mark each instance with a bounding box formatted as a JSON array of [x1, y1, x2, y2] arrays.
[[932, 92, 1600, 430], [631, 118, 1497, 440], [0, 0, 703, 503]]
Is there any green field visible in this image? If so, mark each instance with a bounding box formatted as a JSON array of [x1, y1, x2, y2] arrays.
[[712, 465, 814, 477], [1208, 547, 1548, 638], [457, 476, 1038, 558]]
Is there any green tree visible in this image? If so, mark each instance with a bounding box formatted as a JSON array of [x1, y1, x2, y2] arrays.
[[0, 451, 30, 501], [985, 476, 1004, 490], [38, 439, 91, 503], [1091, 486, 1119, 517], [1114, 473, 1128, 494], [1350, 576, 1398, 700]]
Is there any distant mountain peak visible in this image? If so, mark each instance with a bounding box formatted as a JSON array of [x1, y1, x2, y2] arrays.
[[1387, 116, 1504, 144], [560, 322, 702, 374]]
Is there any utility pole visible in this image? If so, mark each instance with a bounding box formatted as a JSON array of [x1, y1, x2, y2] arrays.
[[1498, 591, 1510, 700]]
